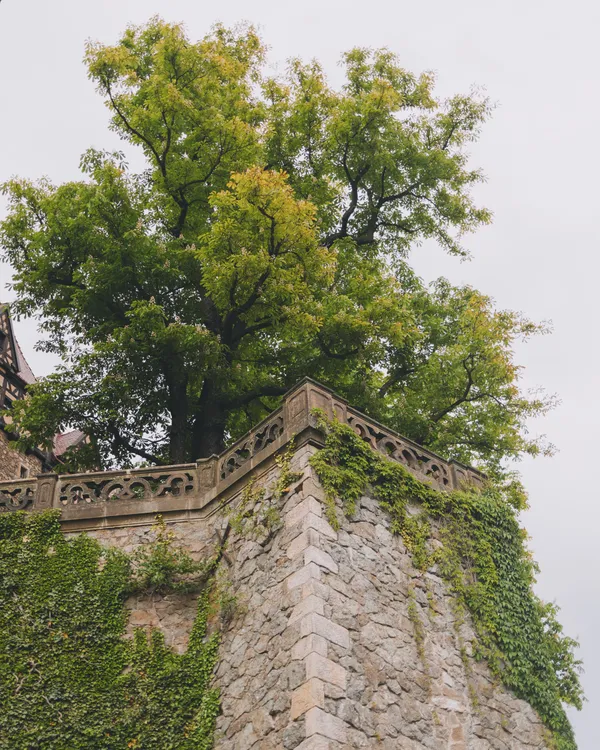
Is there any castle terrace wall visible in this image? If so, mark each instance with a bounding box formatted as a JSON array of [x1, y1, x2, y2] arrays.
[[70, 443, 548, 750], [0, 379, 551, 748], [212, 444, 548, 750]]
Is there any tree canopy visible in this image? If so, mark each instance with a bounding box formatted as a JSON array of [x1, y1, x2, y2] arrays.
[[1, 18, 553, 473]]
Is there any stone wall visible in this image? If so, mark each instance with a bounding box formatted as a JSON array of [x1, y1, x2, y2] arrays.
[[83, 517, 219, 653], [73, 442, 550, 750], [0, 429, 42, 482]]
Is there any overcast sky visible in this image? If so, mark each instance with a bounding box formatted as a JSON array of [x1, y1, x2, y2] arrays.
[[0, 0, 598, 745]]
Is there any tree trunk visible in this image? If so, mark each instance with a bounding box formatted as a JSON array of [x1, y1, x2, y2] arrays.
[[165, 365, 189, 465], [191, 378, 227, 459]]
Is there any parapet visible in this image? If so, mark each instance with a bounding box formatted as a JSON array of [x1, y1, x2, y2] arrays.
[[0, 378, 484, 530]]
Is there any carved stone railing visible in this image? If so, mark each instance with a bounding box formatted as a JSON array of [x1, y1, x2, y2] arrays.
[[0, 378, 485, 527], [345, 407, 481, 490], [219, 409, 284, 481], [0, 477, 37, 512], [58, 465, 197, 506]]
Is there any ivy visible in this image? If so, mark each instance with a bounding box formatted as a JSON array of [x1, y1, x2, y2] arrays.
[[407, 586, 429, 679], [310, 415, 584, 750], [0, 511, 221, 750], [129, 515, 218, 596], [225, 439, 302, 539]]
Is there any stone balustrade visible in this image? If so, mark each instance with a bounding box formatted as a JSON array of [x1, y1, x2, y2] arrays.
[[0, 378, 484, 528]]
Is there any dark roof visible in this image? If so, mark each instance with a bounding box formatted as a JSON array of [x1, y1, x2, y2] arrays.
[[52, 429, 86, 457], [13, 336, 36, 385], [0, 303, 36, 384], [1, 304, 86, 461]]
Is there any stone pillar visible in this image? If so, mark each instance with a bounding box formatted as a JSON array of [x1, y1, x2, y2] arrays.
[[213, 444, 352, 749], [34, 473, 58, 511], [283, 471, 350, 749]]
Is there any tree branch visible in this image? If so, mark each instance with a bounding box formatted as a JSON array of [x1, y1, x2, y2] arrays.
[[323, 148, 370, 247], [230, 317, 272, 345], [316, 333, 360, 360], [378, 365, 416, 398], [377, 181, 420, 207], [104, 82, 166, 178], [222, 269, 271, 345], [430, 355, 477, 423], [223, 384, 288, 410], [107, 423, 165, 465]]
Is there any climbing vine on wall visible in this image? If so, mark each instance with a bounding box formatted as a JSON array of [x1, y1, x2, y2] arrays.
[[224, 440, 302, 539], [0, 511, 221, 750], [310, 415, 584, 750]]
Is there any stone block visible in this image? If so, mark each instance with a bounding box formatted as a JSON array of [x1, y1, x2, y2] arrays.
[[287, 529, 320, 559], [302, 512, 338, 540], [290, 678, 325, 720], [300, 613, 350, 649], [286, 562, 322, 590], [433, 694, 467, 713], [285, 496, 322, 528], [304, 546, 338, 573], [452, 726, 465, 741], [287, 531, 311, 559], [289, 594, 326, 624], [295, 735, 340, 750], [295, 735, 338, 750], [305, 707, 347, 742], [305, 652, 346, 689], [292, 634, 328, 660], [301, 579, 330, 601], [300, 475, 327, 503]]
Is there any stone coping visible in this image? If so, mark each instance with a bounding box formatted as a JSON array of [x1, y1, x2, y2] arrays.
[[0, 378, 485, 528]]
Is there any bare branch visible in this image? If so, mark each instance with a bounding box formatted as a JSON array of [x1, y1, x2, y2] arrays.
[[222, 384, 288, 409], [107, 423, 165, 465], [316, 333, 360, 360]]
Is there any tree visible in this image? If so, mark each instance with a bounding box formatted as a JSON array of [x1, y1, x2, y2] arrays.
[[0, 18, 552, 471]]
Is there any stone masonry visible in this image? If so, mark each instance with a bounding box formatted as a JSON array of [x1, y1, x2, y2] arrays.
[[78, 442, 549, 750], [213, 445, 548, 750], [3, 379, 551, 748], [0, 429, 42, 483]]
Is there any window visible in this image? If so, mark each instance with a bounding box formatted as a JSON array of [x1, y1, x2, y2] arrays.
[[20, 465, 29, 478]]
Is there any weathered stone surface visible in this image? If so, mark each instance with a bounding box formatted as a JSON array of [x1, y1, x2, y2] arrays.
[[305, 707, 348, 742], [305, 652, 346, 689], [291, 678, 326, 719], [62, 442, 550, 749], [0, 430, 42, 482], [304, 546, 339, 573]]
